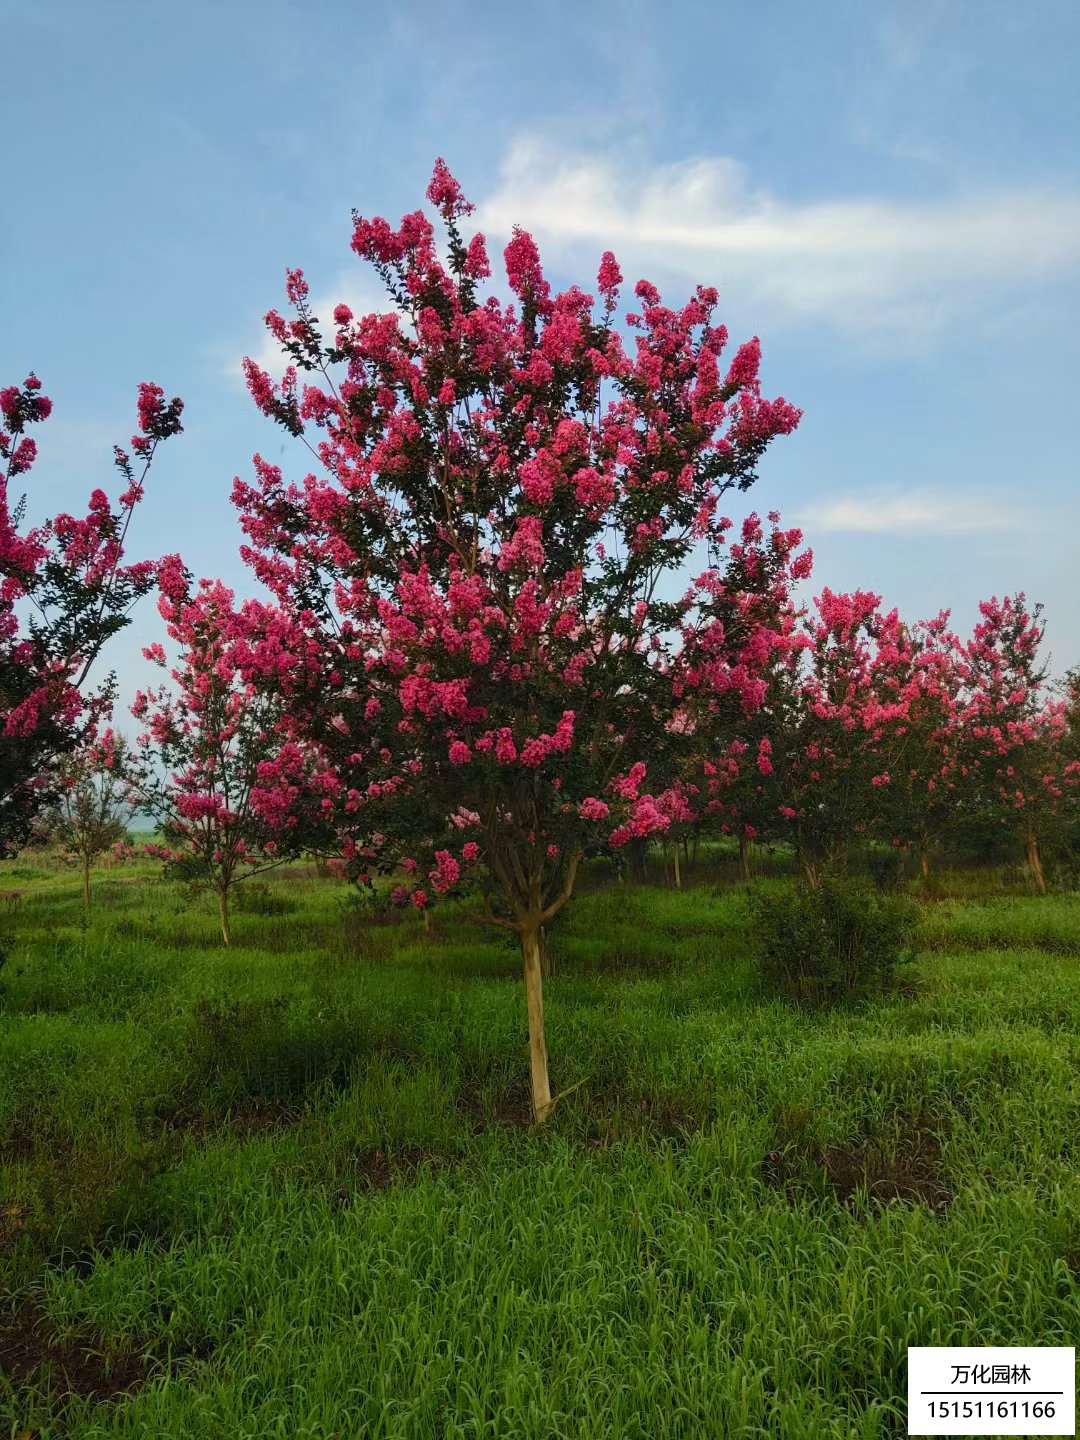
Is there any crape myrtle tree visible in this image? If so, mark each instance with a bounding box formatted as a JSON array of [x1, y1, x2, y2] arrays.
[[42, 726, 134, 907], [745, 588, 920, 885], [883, 612, 966, 879], [232, 159, 800, 1120], [955, 595, 1078, 893], [0, 376, 182, 852], [131, 562, 335, 945], [674, 511, 812, 880], [1061, 667, 1080, 862]]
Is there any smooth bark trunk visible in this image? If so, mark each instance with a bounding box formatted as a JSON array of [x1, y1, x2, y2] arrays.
[[218, 888, 231, 946], [739, 834, 751, 883], [920, 847, 931, 881], [81, 856, 91, 909], [673, 843, 682, 891], [539, 925, 552, 978], [521, 925, 552, 1124], [1027, 833, 1047, 895]]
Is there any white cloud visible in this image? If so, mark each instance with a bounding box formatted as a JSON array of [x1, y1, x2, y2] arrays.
[[474, 136, 1080, 341], [799, 487, 1021, 535]]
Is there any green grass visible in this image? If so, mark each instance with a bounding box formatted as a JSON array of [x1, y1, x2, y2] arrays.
[[1, 860, 1079, 1437]]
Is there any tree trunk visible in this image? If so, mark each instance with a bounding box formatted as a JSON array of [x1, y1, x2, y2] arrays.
[[800, 852, 821, 890], [218, 887, 231, 946], [672, 842, 682, 891], [628, 837, 648, 884], [1027, 832, 1047, 895], [423, 906, 431, 934], [739, 834, 751, 883], [521, 925, 552, 1124], [81, 855, 91, 909], [539, 925, 552, 978], [920, 847, 931, 881]]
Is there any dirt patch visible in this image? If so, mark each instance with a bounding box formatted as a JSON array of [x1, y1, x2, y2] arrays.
[[1, 1099, 306, 1266], [455, 1089, 533, 1132], [160, 1095, 304, 1146], [0, 1203, 28, 1252], [2, 1097, 301, 1182], [0, 1119, 37, 1166], [282, 1144, 456, 1210], [760, 1105, 953, 1214], [455, 1083, 705, 1144], [346, 1146, 450, 1192], [576, 1091, 703, 1149], [626, 1092, 702, 1139], [0, 1298, 205, 1407]]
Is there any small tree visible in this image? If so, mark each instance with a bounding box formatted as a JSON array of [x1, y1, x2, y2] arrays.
[[954, 596, 1074, 892], [674, 512, 812, 879], [232, 159, 800, 1119], [881, 612, 965, 879], [131, 568, 333, 944], [43, 728, 133, 906], [1, 376, 182, 852], [722, 588, 918, 885]]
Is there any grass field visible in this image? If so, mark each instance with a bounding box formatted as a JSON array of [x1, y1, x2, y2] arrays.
[[2, 856, 1079, 1437]]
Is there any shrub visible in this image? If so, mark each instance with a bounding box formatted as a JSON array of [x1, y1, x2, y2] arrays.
[[749, 876, 919, 1006]]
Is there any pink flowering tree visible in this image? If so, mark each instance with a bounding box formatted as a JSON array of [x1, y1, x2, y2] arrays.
[[873, 612, 967, 879], [130, 565, 335, 944], [674, 511, 812, 879], [232, 159, 800, 1120], [1063, 668, 1080, 863], [40, 726, 134, 906], [0, 376, 182, 852], [953, 595, 1078, 892], [737, 588, 920, 885]]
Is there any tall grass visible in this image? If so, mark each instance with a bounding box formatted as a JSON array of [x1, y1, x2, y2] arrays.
[[1, 861, 1078, 1437]]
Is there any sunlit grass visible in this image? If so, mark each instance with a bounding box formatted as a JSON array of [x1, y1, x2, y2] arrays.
[[2, 860, 1079, 1437]]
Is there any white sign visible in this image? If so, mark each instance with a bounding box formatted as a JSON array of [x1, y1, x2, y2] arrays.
[[908, 1346, 1075, 1434]]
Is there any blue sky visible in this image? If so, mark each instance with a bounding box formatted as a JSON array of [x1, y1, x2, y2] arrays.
[[5, 0, 1079, 708]]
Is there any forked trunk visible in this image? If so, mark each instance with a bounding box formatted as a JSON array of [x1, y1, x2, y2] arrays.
[[81, 856, 91, 909], [218, 887, 231, 946], [1027, 832, 1047, 895], [672, 843, 682, 891], [521, 925, 552, 1124], [800, 851, 822, 890]]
